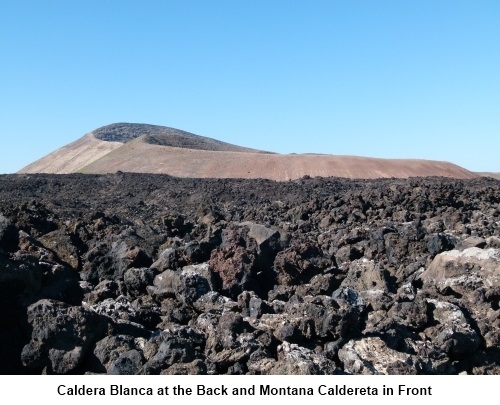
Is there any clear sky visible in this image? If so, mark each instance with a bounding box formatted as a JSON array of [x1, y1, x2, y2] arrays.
[[1, 0, 499, 174]]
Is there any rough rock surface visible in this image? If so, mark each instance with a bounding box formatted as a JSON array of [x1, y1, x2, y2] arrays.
[[0, 173, 498, 374]]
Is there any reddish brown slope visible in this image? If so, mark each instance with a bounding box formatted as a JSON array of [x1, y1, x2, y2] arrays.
[[19, 134, 123, 174], [19, 123, 478, 180], [79, 136, 477, 180]]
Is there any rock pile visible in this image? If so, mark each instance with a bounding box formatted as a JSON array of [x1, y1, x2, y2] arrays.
[[0, 173, 498, 374]]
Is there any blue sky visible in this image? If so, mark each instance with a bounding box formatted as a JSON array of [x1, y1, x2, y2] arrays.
[[1, 0, 499, 173]]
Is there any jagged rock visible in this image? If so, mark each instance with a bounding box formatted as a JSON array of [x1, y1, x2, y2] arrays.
[[252, 313, 304, 344], [37, 262, 83, 305], [90, 295, 137, 322], [21, 299, 108, 373], [84, 280, 121, 304], [107, 349, 144, 375], [147, 264, 213, 306], [487, 236, 500, 249], [273, 242, 332, 286], [16, 230, 60, 264], [158, 298, 196, 326], [81, 237, 152, 283], [140, 326, 205, 374], [192, 291, 237, 313], [1, 174, 499, 375], [336, 259, 393, 310], [238, 222, 283, 247], [238, 291, 272, 320], [176, 265, 212, 305], [338, 337, 418, 375], [131, 295, 162, 329], [212, 311, 253, 351], [152, 244, 185, 272], [148, 269, 180, 300], [267, 285, 296, 302], [160, 359, 207, 375], [270, 342, 337, 374], [336, 245, 363, 263], [210, 221, 288, 298], [457, 236, 487, 249], [421, 248, 500, 294], [209, 229, 259, 298], [124, 267, 157, 298], [426, 233, 459, 256], [39, 230, 79, 269], [387, 296, 430, 332], [475, 309, 500, 349], [250, 293, 364, 347], [423, 299, 481, 357], [208, 333, 263, 373], [294, 272, 342, 297], [404, 339, 455, 374], [92, 334, 137, 372]]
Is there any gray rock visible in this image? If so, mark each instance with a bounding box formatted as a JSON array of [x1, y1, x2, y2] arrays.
[[108, 349, 144, 375], [148, 269, 180, 299], [177, 264, 212, 305], [90, 295, 137, 322], [140, 326, 205, 374], [421, 248, 500, 294], [94, 335, 133, 362], [457, 236, 487, 250], [160, 359, 207, 375], [124, 267, 156, 298], [426, 233, 459, 256], [423, 299, 481, 357], [270, 342, 337, 375], [21, 299, 107, 373], [338, 337, 418, 375]]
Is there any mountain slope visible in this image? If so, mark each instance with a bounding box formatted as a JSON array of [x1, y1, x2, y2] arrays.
[[19, 133, 123, 174], [19, 123, 479, 180], [79, 135, 477, 180], [477, 172, 500, 180]]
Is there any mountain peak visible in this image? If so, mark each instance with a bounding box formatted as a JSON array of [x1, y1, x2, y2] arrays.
[[91, 123, 268, 153]]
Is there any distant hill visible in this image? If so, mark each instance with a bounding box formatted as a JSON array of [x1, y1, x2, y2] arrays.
[[476, 172, 500, 180], [19, 123, 479, 180]]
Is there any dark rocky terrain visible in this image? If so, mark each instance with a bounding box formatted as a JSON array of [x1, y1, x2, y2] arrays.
[[0, 173, 499, 375]]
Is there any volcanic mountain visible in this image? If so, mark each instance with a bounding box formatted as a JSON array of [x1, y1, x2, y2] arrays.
[[19, 123, 478, 180]]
